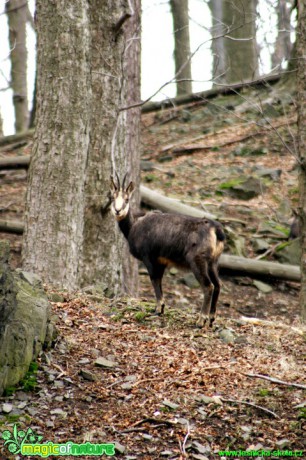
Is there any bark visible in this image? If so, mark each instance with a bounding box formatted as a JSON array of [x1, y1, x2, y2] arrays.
[[22, 0, 91, 289], [6, 0, 29, 132], [170, 0, 192, 95], [119, 0, 142, 295], [297, 0, 306, 322], [79, 0, 139, 295], [210, 0, 259, 84], [272, 0, 293, 69], [209, 0, 226, 82]]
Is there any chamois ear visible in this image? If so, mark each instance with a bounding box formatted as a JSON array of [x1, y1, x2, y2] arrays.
[[126, 181, 135, 196]]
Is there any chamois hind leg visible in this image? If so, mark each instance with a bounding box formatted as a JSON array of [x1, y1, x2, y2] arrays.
[[144, 260, 166, 315], [208, 263, 221, 327], [189, 256, 214, 328]]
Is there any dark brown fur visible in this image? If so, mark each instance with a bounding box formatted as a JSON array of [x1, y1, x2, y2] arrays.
[[110, 175, 225, 327]]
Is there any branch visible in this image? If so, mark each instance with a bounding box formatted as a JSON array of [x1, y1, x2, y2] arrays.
[[244, 373, 306, 390], [222, 397, 279, 419]]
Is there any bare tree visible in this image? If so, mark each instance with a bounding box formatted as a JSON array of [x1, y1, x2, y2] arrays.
[[297, 0, 306, 322], [80, 0, 141, 294], [5, 0, 29, 132], [272, 0, 293, 69], [170, 0, 192, 95], [209, 0, 259, 84], [23, 1, 141, 295]]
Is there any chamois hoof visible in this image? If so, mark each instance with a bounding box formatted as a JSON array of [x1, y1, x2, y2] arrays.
[[196, 314, 209, 329], [209, 316, 215, 328]]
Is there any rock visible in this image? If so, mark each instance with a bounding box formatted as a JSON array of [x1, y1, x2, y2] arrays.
[[162, 399, 179, 410], [219, 328, 236, 344], [48, 292, 65, 303], [253, 280, 273, 293], [251, 237, 270, 253], [80, 369, 97, 382], [2, 403, 13, 413], [275, 238, 301, 265], [275, 439, 291, 449], [114, 442, 125, 454], [219, 176, 264, 200], [192, 440, 211, 455], [94, 357, 117, 368], [254, 167, 282, 181], [181, 273, 200, 289], [140, 160, 155, 171], [0, 241, 53, 396], [160, 451, 173, 457]]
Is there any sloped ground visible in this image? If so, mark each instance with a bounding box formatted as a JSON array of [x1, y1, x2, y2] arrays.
[[0, 81, 306, 459]]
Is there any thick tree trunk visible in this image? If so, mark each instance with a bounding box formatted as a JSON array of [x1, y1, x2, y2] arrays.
[[22, 1, 91, 290], [170, 0, 192, 95], [6, 0, 29, 132], [210, 0, 259, 84], [119, 0, 141, 295], [79, 1, 137, 295], [297, 0, 306, 322]]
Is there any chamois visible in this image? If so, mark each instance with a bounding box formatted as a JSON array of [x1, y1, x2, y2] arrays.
[[110, 173, 225, 327]]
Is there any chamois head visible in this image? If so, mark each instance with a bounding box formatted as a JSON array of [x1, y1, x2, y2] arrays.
[[110, 172, 135, 221]]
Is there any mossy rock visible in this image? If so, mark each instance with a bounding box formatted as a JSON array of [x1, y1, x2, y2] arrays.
[[0, 241, 54, 396]]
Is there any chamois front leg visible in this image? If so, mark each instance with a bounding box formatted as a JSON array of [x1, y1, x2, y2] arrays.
[[144, 260, 166, 315]]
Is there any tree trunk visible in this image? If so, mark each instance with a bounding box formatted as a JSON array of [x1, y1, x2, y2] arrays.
[[79, 1, 140, 296], [22, 0, 91, 290], [272, 0, 293, 69], [170, 0, 192, 95], [210, 0, 259, 84], [5, 0, 29, 132], [209, 0, 226, 83], [119, 0, 142, 295], [297, 0, 306, 322]]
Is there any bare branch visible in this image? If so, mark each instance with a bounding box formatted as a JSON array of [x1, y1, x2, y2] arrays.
[[244, 373, 306, 390], [222, 397, 279, 419]]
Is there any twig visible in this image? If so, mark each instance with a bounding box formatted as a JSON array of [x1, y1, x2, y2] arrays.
[[132, 417, 175, 428], [181, 422, 190, 456], [244, 373, 306, 390], [222, 397, 279, 418]]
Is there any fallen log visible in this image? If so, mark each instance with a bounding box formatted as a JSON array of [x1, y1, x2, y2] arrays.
[[0, 129, 34, 147], [219, 253, 300, 282], [142, 73, 283, 113], [140, 185, 216, 220], [0, 219, 24, 235], [0, 155, 31, 170]]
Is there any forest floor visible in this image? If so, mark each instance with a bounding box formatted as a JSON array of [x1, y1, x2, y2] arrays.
[[0, 78, 306, 459]]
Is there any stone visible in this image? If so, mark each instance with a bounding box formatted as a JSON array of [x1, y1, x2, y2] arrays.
[[2, 403, 13, 414], [0, 242, 53, 396], [219, 328, 236, 344], [162, 399, 179, 410], [181, 273, 200, 289], [275, 238, 301, 265], [220, 176, 264, 200], [80, 370, 97, 382], [253, 280, 273, 293], [94, 357, 117, 368], [251, 238, 270, 253], [254, 167, 282, 181]]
